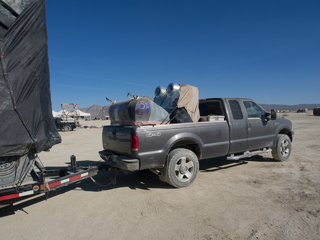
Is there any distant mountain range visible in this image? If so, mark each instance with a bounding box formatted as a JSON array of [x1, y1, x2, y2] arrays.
[[259, 103, 319, 111], [80, 104, 111, 119], [79, 99, 319, 119]]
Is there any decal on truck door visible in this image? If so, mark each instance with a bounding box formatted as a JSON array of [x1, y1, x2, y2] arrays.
[[146, 132, 161, 137]]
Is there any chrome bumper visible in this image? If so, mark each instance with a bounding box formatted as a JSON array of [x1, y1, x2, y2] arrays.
[[99, 150, 139, 171]]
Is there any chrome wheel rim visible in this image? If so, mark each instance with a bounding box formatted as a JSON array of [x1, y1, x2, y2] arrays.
[[174, 156, 194, 182], [280, 139, 290, 157]]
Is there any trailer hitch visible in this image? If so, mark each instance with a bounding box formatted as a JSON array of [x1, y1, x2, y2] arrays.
[[89, 167, 118, 187]]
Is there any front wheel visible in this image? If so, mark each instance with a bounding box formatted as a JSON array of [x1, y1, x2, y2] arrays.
[[272, 134, 292, 161], [166, 148, 199, 188]]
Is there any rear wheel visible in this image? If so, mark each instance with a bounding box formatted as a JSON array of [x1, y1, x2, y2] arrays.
[[63, 124, 72, 131], [272, 134, 292, 161], [166, 148, 199, 188]]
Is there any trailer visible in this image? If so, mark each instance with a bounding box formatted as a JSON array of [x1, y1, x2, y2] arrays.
[[0, 155, 117, 207], [0, 0, 119, 208]]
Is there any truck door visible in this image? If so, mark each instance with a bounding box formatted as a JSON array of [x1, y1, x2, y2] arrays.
[[227, 100, 248, 153], [242, 100, 275, 150]]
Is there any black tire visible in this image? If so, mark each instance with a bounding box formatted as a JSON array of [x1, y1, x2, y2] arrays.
[[166, 148, 199, 188], [63, 124, 71, 131], [0, 153, 35, 188], [272, 134, 292, 161]]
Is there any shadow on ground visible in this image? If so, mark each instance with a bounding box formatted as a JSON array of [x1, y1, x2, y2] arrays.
[[0, 160, 166, 217], [0, 155, 276, 216], [199, 155, 278, 173]]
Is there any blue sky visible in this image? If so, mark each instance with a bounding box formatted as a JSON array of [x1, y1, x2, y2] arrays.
[[45, 0, 320, 111]]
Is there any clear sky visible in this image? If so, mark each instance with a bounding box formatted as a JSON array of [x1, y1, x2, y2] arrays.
[[45, 0, 320, 111]]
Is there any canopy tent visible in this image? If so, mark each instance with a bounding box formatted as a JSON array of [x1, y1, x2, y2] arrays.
[[76, 110, 91, 117], [52, 110, 62, 118], [52, 110, 90, 118]]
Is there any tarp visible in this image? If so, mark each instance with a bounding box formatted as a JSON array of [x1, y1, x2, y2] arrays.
[[177, 84, 200, 122], [0, 0, 61, 157]]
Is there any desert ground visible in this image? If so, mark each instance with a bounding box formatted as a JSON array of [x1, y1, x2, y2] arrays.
[[1, 113, 319, 239]]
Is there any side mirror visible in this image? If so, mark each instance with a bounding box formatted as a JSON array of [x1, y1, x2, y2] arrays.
[[271, 109, 277, 120], [264, 112, 271, 121]]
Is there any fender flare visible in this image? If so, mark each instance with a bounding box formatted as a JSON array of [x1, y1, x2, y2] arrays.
[[162, 132, 203, 159]]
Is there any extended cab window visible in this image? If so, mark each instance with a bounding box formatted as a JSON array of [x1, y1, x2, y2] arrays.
[[229, 100, 243, 120], [199, 100, 224, 116], [243, 101, 265, 118]]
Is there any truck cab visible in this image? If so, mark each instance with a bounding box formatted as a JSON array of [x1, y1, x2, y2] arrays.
[[199, 98, 293, 155]]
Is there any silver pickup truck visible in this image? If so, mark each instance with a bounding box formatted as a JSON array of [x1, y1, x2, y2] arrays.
[[99, 98, 294, 188]]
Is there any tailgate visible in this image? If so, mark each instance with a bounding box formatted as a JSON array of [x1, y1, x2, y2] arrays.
[[102, 126, 133, 156]]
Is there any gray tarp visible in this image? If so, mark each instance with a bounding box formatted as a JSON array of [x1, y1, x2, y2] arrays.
[[0, 0, 61, 157]]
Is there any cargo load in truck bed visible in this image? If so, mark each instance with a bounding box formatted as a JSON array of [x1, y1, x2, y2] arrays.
[[109, 97, 170, 126]]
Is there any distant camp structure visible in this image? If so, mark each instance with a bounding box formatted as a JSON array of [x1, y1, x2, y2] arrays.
[[61, 103, 78, 118], [313, 108, 320, 116], [52, 103, 91, 120], [296, 108, 308, 113]]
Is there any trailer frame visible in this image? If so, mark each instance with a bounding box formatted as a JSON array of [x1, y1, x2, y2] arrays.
[[0, 155, 111, 207]]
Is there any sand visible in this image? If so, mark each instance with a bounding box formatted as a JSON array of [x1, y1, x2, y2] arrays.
[[1, 112, 319, 239]]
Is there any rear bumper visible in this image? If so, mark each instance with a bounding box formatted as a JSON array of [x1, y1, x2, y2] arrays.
[[99, 150, 140, 171]]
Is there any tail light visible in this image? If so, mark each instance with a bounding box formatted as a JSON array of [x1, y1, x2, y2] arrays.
[[131, 134, 139, 152]]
